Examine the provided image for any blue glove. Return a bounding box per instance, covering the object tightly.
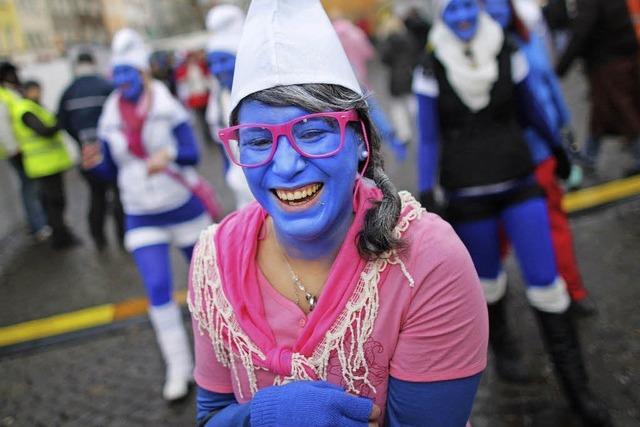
[250,380,374,427]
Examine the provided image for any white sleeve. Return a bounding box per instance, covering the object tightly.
[0,102,19,156]
[151,82,191,129]
[205,96,221,141]
[97,94,119,141]
[511,50,530,84]
[169,97,190,128]
[412,67,439,98]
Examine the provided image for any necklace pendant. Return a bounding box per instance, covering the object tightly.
[306,294,317,311]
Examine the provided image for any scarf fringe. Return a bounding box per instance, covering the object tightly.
[189,191,423,398]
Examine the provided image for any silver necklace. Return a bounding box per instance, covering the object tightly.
[282,255,317,311]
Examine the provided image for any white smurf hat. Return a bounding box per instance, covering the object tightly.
[205,4,245,54]
[111,28,150,71]
[229,0,362,114]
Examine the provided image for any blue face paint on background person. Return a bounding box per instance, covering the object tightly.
[237,100,364,260]
[207,51,236,90]
[442,0,480,41]
[482,0,512,28]
[112,64,144,101]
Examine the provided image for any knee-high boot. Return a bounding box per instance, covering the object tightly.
[488,296,530,382]
[534,309,612,426]
[148,301,193,401]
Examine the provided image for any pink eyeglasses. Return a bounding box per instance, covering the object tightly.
[218,109,368,168]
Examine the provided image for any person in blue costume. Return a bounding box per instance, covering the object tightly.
[189,1,490,426]
[412,0,611,424]
[82,28,211,402]
[204,4,255,210]
[482,0,596,311]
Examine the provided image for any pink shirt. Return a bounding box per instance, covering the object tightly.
[191,211,488,420]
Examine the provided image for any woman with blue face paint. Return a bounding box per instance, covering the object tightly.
[188,1,489,426]
[83,28,212,402]
[413,0,611,424]
[204,4,255,210]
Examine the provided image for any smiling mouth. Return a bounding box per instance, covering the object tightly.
[272,183,323,206]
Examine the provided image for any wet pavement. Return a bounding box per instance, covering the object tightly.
[1,63,640,426]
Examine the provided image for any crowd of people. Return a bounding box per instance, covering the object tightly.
[2,0,639,425]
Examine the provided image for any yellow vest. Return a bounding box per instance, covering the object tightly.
[12,97,72,178]
[0,86,20,159]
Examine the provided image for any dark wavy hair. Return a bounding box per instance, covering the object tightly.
[230,83,405,260]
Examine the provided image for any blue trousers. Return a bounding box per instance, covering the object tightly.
[132,243,194,306]
[9,155,47,233]
[453,197,557,287]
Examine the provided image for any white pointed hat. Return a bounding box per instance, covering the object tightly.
[205,4,245,54]
[229,0,362,114]
[111,28,150,71]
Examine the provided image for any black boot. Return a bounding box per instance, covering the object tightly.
[488,298,530,383]
[534,309,613,426]
[570,296,598,318]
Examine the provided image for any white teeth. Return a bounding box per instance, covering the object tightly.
[275,183,321,202]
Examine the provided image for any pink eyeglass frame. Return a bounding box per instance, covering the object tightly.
[217,109,370,168]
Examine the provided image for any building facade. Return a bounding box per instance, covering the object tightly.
[49,0,109,52]
[2,0,232,58]
[148,0,204,39]
[15,0,55,55]
[0,0,26,56]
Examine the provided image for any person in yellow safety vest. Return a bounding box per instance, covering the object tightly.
[13,80,79,249]
[0,62,50,241]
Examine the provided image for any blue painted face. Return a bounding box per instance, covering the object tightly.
[442,0,480,42]
[112,64,144,101]
[483,0,512,28]
[237,100,364,260]
[207,51,236,90]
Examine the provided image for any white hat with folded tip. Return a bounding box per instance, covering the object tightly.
[205,4,245,54]
[229,0,362,115]
[110,28,150,71]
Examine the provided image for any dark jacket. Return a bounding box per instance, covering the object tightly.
[57,74,112,145]
[404,13,431,52]
[553,0,639,75]
[379,31,420,96]
[425,40,534,190]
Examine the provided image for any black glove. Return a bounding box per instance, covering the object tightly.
[560,127,579,154]
[7,152,22,167]
[551,145,572,180]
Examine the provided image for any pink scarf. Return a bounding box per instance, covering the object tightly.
[214,182,383,377]
[118,91,151,158]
